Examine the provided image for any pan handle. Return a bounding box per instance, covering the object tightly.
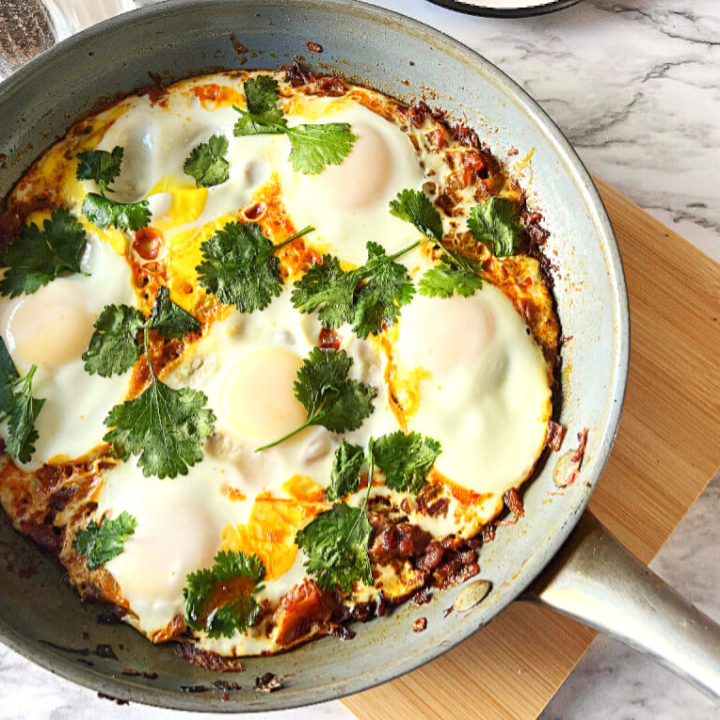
[521,510,720,700]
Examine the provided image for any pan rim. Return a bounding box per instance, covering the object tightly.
[0,0,630,711]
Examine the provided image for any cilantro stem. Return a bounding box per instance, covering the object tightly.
[271,225,315,253]
[254,416,315,452]
[363,437,375,508]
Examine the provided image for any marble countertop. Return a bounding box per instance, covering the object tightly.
[1,0,719,718]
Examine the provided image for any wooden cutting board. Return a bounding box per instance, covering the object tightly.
[342,179,720,720]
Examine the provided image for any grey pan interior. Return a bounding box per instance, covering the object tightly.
[0,0,628,711]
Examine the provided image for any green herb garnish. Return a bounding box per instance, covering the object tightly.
[196,222,313,313]
[184,551,265,638]
[83,287,200,377]
[0,209,87,298]
[256,348,375,452]
[233,75,356,174]
[183,134,230,187]
[390,188,484,298]
[0,338,45,463]
[291,240,417,338]
[296,439,375,592]
[77,145,151,231]
[374,430,441,494]
[326,440,365,501]
[95,288,214,479]
[467,196,524,257]
[74,512,136,570]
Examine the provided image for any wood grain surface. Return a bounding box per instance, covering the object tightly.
[342,180,720,720]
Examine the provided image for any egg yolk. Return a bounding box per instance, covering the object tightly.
[1,285,93,371]
[220,348,307,443]
[396,293,496,378]
[305,122,392,210]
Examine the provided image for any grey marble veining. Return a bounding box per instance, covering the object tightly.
[1,1,719,718]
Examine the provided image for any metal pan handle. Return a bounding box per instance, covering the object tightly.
[522,511,720,700]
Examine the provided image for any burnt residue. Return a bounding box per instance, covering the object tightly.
[213,679,241,693]
[255,672,283,693]
[306,41,323,53]
[97,609,125,625]
[122,668,158,680]
[413,617,427,633]
[230,34,249,54]
[180,685,211,693]
[173,642,244,672]
[330,624,356,641]
[97,692,129,706]
[40,640,118,660]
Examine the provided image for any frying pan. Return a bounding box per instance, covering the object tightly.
[1,0,719,711]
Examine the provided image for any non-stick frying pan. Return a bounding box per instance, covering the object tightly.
[1,0,719,711]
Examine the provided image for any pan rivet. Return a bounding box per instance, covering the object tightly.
[453,579,491,612]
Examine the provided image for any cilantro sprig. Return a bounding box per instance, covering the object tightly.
[291,240,417,338]
[83,286,200,377]
[374,430,442,494]
[183,134,230,187]
[0,209,87,298]
[73,512,136,570]
[256,348,376,452]
[0,338,45,463]
[390,189,484,298]
[196,222,313,313]
[326,440,365,502]
[468,196,524,257]
[77,145,151,232]
[296,439,375,592]
[233,75,356,174]
[90,288,215,479]
[184,550,265,638]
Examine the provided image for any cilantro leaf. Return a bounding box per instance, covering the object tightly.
[390,187,444,242]
[0,209,87,298]
[82,304,145,377]
[291,241,417,338]
[256,348,375,451]
[0,338,45,464]
[184,550,265,638]
[83,288,199,378]
[197,222,312,313]
[374,431,441,494]
[76,146,124,192]
[418,263,484,298]
[233,76,356,174]
[290,254,355,328]
[82,193,151,232]
[468,197,524,257]
[285,123,356,175]
[326,440,365,501]
[73,511,136,570]
[183,134,230,187]
[104,380,215,479]
[77,145,152,232]
[5,366,44,464]
[0,336,19,412]
[100,288,214,478]
[353,242,416,338]
[296,502,373,592]
[196,222,280,313]
[390,188,486,298]
[233,75,286,135]
[150,286,202,340]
